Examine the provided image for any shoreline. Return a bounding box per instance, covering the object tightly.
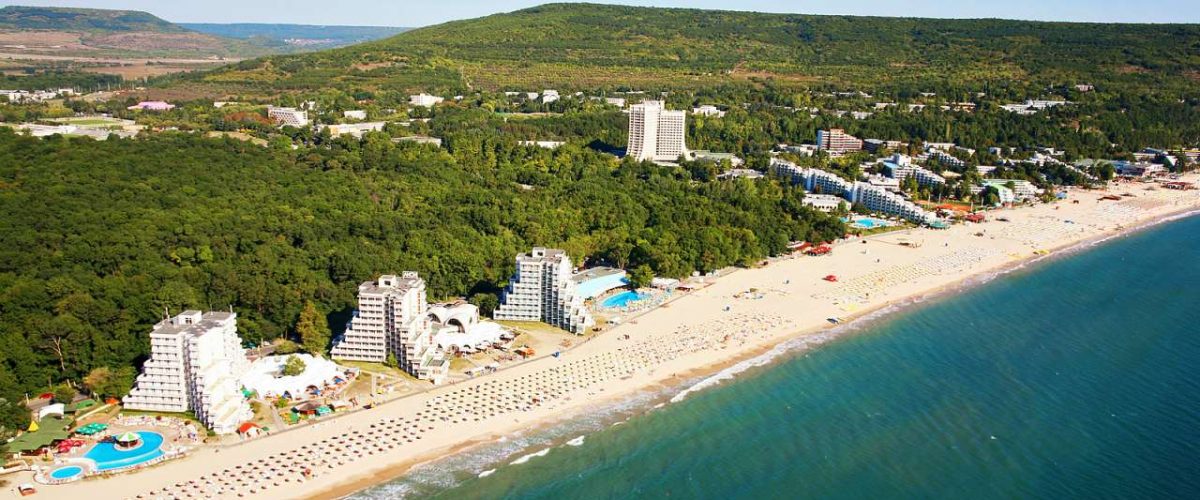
[18,179,1200,500]
[313,199,1200,499]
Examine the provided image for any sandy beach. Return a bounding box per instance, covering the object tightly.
[14,176,1200,500]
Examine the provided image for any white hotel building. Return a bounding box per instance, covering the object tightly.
[848,182,936,224]
[267,106,310,127]
[769,159,853,197]
[770,159,935,224]
[123,310,253,435]
[493,248,594,334]
[409,93,444,107]
[330,273,449,384]
[881,154,946,188]
[627,100,687,163]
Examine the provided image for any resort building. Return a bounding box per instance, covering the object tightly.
[343,110,368,120]
[604,97,627,108]
[1112,161,1167,178]
[123,310,252,435]
[848,182,936,224]
[394,135,443,147]
[867,173,902,192]
[519,140,566,149]
[881,154,946,187]
[127,101,175,111]
[982,179,1045,200]
[816,128,863,153]
[430,302,509,354]
[541,90,560,103]
[571,267,630,301]
[627,100,687,163]
[267,106,310,127]
[330,273,449,384]
[769,159,854,196]
[409,93,444,107]
[1000,99,1070,115]
[692,105,725,117]
[690,150,744,167]
[972,184,1017,206]
[325,122,387,139]
[494,248,595,334]
[802,193,846,212]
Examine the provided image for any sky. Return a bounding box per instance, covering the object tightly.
[4,0,1196,26]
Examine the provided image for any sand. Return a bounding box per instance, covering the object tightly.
[14,177,1200,500]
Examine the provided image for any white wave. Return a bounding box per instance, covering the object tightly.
[477,469,496,478]
[509,447,550,465]
[566,435,585,446]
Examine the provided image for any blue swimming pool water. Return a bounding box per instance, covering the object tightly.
[49,465,83,480]
[842,216,888,229]
[601,291,648,309]
[84,431,165,471]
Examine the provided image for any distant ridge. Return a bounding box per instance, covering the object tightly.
[194,2,1200,93]
[0,5,185,33]
[181,23,408,49]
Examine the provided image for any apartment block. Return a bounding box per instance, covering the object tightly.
[816,128,863,153]
[267,106,310,127]
[627,100,687,163]
[123,310,252,435]
[493,248,594,334]
[330,273,449,384]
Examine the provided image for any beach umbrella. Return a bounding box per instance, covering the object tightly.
[115,431,140,443]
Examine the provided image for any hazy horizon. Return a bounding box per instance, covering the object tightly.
[2,0,1197,28]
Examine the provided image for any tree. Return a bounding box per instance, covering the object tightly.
[385,352,398,368]
[281,355,307,377]
[296,301,331,356]
[627,265,655,289]
[273,339,301,355]
[52,383,77,404]
[84,366,135,399]
[469,293,500,318]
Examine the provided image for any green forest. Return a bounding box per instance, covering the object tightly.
[179,3,1200,95]
[0,127,844,436]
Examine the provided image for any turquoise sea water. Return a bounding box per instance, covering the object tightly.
[353,215,1200,499]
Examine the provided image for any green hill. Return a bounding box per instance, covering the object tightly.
[0,5,185,33]
[196,2,1200,93]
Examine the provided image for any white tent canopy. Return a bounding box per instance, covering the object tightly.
[240,354,350,399]
[38,403,65,420]
[435,321,507,351]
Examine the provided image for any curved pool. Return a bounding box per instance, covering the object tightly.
[84,431,165,471]
[601,290,650,309]
[49,465,84,480]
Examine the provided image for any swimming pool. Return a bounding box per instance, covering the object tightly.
[601,290,650,309]
[48,465,84,480]
[84,431,165,471]
[843,217,890,229]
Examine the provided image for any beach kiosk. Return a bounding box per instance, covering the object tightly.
[113,431,141,450]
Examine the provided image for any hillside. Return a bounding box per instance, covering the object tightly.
[194,3,1200,94]
[0,6,295,59]
[0,5,184,32]
[181,23,408,50]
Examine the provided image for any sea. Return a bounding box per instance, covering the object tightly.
[349,214,1200,499]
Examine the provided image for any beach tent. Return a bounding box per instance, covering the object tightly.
[27,420,39,432]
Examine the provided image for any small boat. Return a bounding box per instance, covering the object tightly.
[823,275,838,282]
[827,317,842,325]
